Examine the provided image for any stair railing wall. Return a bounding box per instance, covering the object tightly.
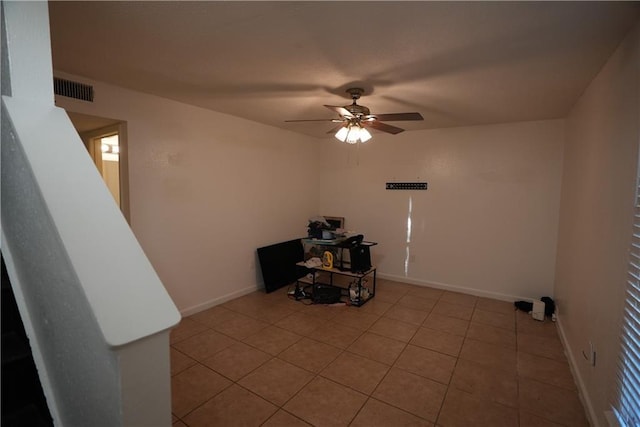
[1,2,181,426]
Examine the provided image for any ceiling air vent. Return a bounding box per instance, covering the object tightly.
[53,77,94,102]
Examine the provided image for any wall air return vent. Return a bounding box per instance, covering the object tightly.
[386,182,428,190]
[53,77,94,102]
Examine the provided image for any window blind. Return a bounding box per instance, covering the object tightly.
[616,176,640,427]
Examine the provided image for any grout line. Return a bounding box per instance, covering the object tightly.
[172,282,584,426]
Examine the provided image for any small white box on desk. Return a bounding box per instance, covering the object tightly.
[532,300,546,321]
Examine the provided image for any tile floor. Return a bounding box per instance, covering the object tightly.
[170,279,589,427]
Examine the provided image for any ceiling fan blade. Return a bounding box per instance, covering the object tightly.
[324,105,354,118]
[285,118,341,122]
[371,112,424,121]
[363,120,405,135]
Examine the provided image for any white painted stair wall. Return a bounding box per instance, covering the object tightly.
[1,2,181,426]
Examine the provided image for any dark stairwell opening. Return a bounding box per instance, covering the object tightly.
[1,254,53,426]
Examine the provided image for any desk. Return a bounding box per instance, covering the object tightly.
[302,238,377,272]
[296,262,376,306]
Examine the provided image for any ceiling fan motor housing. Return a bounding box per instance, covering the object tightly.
[345,104,370,117]
[345,88,370,117]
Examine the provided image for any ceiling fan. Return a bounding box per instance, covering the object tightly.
[285,88,424,143]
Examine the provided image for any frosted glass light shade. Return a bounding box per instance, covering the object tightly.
[346,126,360,144]
[334,123,372,144]
[335,126,349,142]
[359,127,372,142]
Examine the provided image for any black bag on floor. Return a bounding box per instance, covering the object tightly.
[514,301,533,312]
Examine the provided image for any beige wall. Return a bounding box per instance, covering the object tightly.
[317,120,564,301]
[56,69,568,311]
[55,74,320,313]
[555,22,639,426]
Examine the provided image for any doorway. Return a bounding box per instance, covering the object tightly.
[66,112,130,222]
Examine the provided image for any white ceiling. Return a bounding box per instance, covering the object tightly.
[48,1,639,139]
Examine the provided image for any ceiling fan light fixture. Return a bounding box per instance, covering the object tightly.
[335,122,372,144]
[359,127,372,142]
[345,124,361,144]
[335,126,349,142]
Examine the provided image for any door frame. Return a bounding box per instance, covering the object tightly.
[80,122,130,223]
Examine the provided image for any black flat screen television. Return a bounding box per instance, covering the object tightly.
[257,238,309,293]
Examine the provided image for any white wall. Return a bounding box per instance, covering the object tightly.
[555,22,640,426]
[55,75,320,313]
[317,120,564,301]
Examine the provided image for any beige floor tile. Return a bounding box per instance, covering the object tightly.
[422,313,469,336]
[170,288,591,427]
[262,409,312,427]
[431,301,474,321]
[348,332,407,365]
[459,338,517,374]
[309,321,363,349]
[437,388,518,427]
[284,376,368,426]
[170,348,197,376]
[384,305,429,326]
[320,351,390,395]
[394,344,456,385]
[516,311,559,338]
[466,321,516,349]
[274,311,326,336]
[440,291,478,307]
[519,412,566,427]
[476,297,516,315]
[213,313,270,340]
[406,286,444,301]
[170,318,209,345]
[253,303,298,324]
[183,384,277,427]
[372,367,447,422]
[172,330,238,362]
[238,358,314,406]
[410,327,464,357]
[243,325,302,356]
[222,291,272,312]
[374,288,407,304]
[278,337,342,373]
[369,316,419,342]
[356,299,393,316]
[517,332,567,362]
[449,358,518,408]
[518,377,589,426]
[351,398,434,427]
[396,294,438,312]
[302,302,348,320]
[377,280,415,292]
[471,308,516,331]
[171,364,232,418]
[200,341,271,381]
[517,351,576,390]
[332,310,381,331]
[188,305,239,328]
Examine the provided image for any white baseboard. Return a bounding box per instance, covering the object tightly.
[179,284,262,317]
[376,272,534,303]
[555,314,599,427]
